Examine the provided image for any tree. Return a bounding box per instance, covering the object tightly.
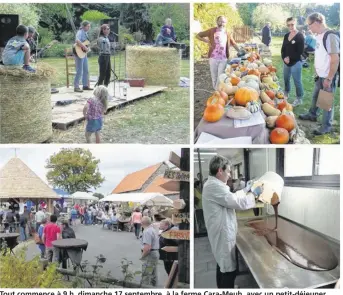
[46,148,105,194]
[237,3,258,27]
[0,3,39,27]
[81,10,110,22]
[305,3,340,28]
[194,3,243,60]
[35,3,73,42]
[93,193,104,200]
[252,4,290,32]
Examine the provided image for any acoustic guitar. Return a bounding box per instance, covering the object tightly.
[73,40,90,59]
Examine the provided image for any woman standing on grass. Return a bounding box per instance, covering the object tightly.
[281,17,305,107]
[97,24,112,87]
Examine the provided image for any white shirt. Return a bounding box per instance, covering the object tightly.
[202,176,256,273]
[315,30,340,78]
[35,210,46,223]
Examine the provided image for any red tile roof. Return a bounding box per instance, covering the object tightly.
[144,175,179,195]
[112,163,162,193]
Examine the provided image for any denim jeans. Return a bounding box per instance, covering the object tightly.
[209,58,227,90]
[74,56,89,88]
[308,76,337,132]
[283,61,304,99]
[20,226,27,241]
[134,223,141,238]
[46,246,59,263]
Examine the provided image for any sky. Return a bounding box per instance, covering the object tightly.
[0,146,182,195]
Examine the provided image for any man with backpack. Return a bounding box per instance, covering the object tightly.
[299,12,340,135]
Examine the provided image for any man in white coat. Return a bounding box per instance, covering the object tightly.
[202,155,263,288]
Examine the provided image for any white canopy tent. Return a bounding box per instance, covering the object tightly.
[99,192,173,207]
[71,191,99,201]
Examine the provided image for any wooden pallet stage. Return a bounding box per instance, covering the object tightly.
[51,82,167,130]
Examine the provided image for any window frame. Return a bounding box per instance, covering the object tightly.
[276,148,339,189]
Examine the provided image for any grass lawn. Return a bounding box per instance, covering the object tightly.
[268,37,340,144]
[40,54,190,144]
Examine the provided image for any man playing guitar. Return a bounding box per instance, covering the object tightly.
[74,20,93,93]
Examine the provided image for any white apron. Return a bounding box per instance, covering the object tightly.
[202,176,255,273]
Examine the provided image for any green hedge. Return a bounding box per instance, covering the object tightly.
[43,44,73,58]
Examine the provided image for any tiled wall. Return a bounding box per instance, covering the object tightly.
[270,186,340,241]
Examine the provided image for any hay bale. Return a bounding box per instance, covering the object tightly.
[0,63,56,143]
[126,46,180,86]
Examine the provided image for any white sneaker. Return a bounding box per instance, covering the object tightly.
[292,99,303,107]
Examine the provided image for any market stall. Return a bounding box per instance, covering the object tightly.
[100,192,174,225]
[100,192,174,207]
[70,191,99,204]
[0,157,60,214]
[195,46,309,144]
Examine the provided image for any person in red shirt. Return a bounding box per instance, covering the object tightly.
[79,205,85,224]
[42,214,61,262]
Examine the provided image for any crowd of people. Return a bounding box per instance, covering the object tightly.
[197,12,340,136]
[0,199,180,286]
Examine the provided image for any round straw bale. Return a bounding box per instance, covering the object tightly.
[0,63,56,143]
[126,46,180,86]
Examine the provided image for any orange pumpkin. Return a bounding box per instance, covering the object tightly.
[231,76,241,86]
[207,95,226,107]
[203,104,224,122]
[219,91,229,103]
[240,66,248,72]
[270,128,289,144]
[277,100,293,112]
[248,69,260,77]
[275,114,295,132]
[234,87,259,106]
[265,90,275,99]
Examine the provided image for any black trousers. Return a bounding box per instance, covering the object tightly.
[253,208,260,216]
[216,265,237,288]
[98,55,111,86]
[164,260,174,275]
